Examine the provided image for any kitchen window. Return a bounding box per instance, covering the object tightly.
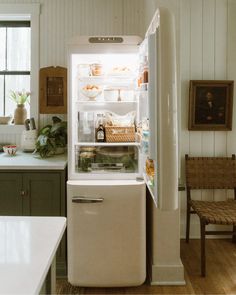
[0,21,31,117]
[0,3,40,132]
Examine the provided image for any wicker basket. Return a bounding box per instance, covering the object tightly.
[105,126,135,142]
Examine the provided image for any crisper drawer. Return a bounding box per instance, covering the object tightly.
[67,180,146,287]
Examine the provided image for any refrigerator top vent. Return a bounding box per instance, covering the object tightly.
[89,37,123,44]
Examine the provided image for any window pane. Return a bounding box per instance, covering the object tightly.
[0,28,6,70]
[7,27,31,71]
[0,76,3,116]
[5,75,30,117]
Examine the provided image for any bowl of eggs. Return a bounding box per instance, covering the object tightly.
[3,145,17,156]
[81,84,102,100]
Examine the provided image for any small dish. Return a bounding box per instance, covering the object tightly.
[3,145,17,156]
[0,116,12,125]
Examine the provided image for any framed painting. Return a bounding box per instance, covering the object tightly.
[188,80,234,131]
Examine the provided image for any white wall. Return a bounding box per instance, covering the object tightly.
[179,0,236,238]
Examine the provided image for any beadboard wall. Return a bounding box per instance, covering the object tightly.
[179,0,236,237]
[0,0,236,238]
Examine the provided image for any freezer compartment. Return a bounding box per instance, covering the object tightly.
[67,180,146,287]
[75,145,138,173]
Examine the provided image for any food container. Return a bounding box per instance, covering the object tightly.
[120,90,134,101]
[77,64,91,77]
[79,152,95,172]
[103,88,118,101]
[90,63,103,76]
[80,147,96,153]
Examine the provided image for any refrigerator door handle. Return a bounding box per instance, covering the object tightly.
[72,196,104,203]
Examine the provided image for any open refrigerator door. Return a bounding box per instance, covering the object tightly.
[137,10,159,207]
[138,8,178,210]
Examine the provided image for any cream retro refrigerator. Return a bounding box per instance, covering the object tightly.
[67,8,178,287]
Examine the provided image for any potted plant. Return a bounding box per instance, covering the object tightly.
[10,89,30,124]
[35,116,67,158]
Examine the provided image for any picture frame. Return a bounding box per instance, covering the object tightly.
[39,66,67,114]
[188,80,234,131]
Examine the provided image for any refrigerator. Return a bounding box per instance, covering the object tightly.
[67,7,178,287]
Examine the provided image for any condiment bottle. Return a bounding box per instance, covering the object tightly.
[96,122,105,142]
[142,56,149,83]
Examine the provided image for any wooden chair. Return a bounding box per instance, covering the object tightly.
[185,154,236,276]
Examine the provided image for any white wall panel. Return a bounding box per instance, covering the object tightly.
[179,0,235,237]
[123,0,145,37]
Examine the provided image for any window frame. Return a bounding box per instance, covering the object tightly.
[0,4,40,133]
[0,20,31,116]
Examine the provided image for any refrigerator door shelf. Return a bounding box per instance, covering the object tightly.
[67,180,146,287]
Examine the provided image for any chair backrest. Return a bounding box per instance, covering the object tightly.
[185,154,236,190]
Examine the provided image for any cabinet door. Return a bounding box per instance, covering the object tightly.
[23,173,61,216]
[0,173,22,215]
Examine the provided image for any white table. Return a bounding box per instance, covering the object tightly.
[0,216,66,294]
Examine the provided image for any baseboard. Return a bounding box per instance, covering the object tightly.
[150,263,185,286]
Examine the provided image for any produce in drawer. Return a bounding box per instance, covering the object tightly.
[81,84,102,100]
[95,146,137,172]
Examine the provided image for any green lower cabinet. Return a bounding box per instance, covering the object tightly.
[22,173,61,216]
[0,173,22,215]
[0,170,67,277]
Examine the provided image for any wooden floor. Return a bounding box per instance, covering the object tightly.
[57,239,236,294]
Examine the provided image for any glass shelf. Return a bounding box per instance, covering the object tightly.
[75,142,140,147]
[78,75,136,82]
[75,100,137,105]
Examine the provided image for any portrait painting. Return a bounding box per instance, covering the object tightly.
[188,80,234,131]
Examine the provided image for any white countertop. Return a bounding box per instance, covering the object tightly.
[0,151,67,170]
[0,216,66,295]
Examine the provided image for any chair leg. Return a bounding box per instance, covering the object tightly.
[186,202,191,243]
[233,225,236,243]
[200,220,206,277]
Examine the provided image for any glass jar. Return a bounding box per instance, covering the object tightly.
[79,152,95,172]
[90,63,103,76]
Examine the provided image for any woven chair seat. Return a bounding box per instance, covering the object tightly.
[190,200,236,225]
